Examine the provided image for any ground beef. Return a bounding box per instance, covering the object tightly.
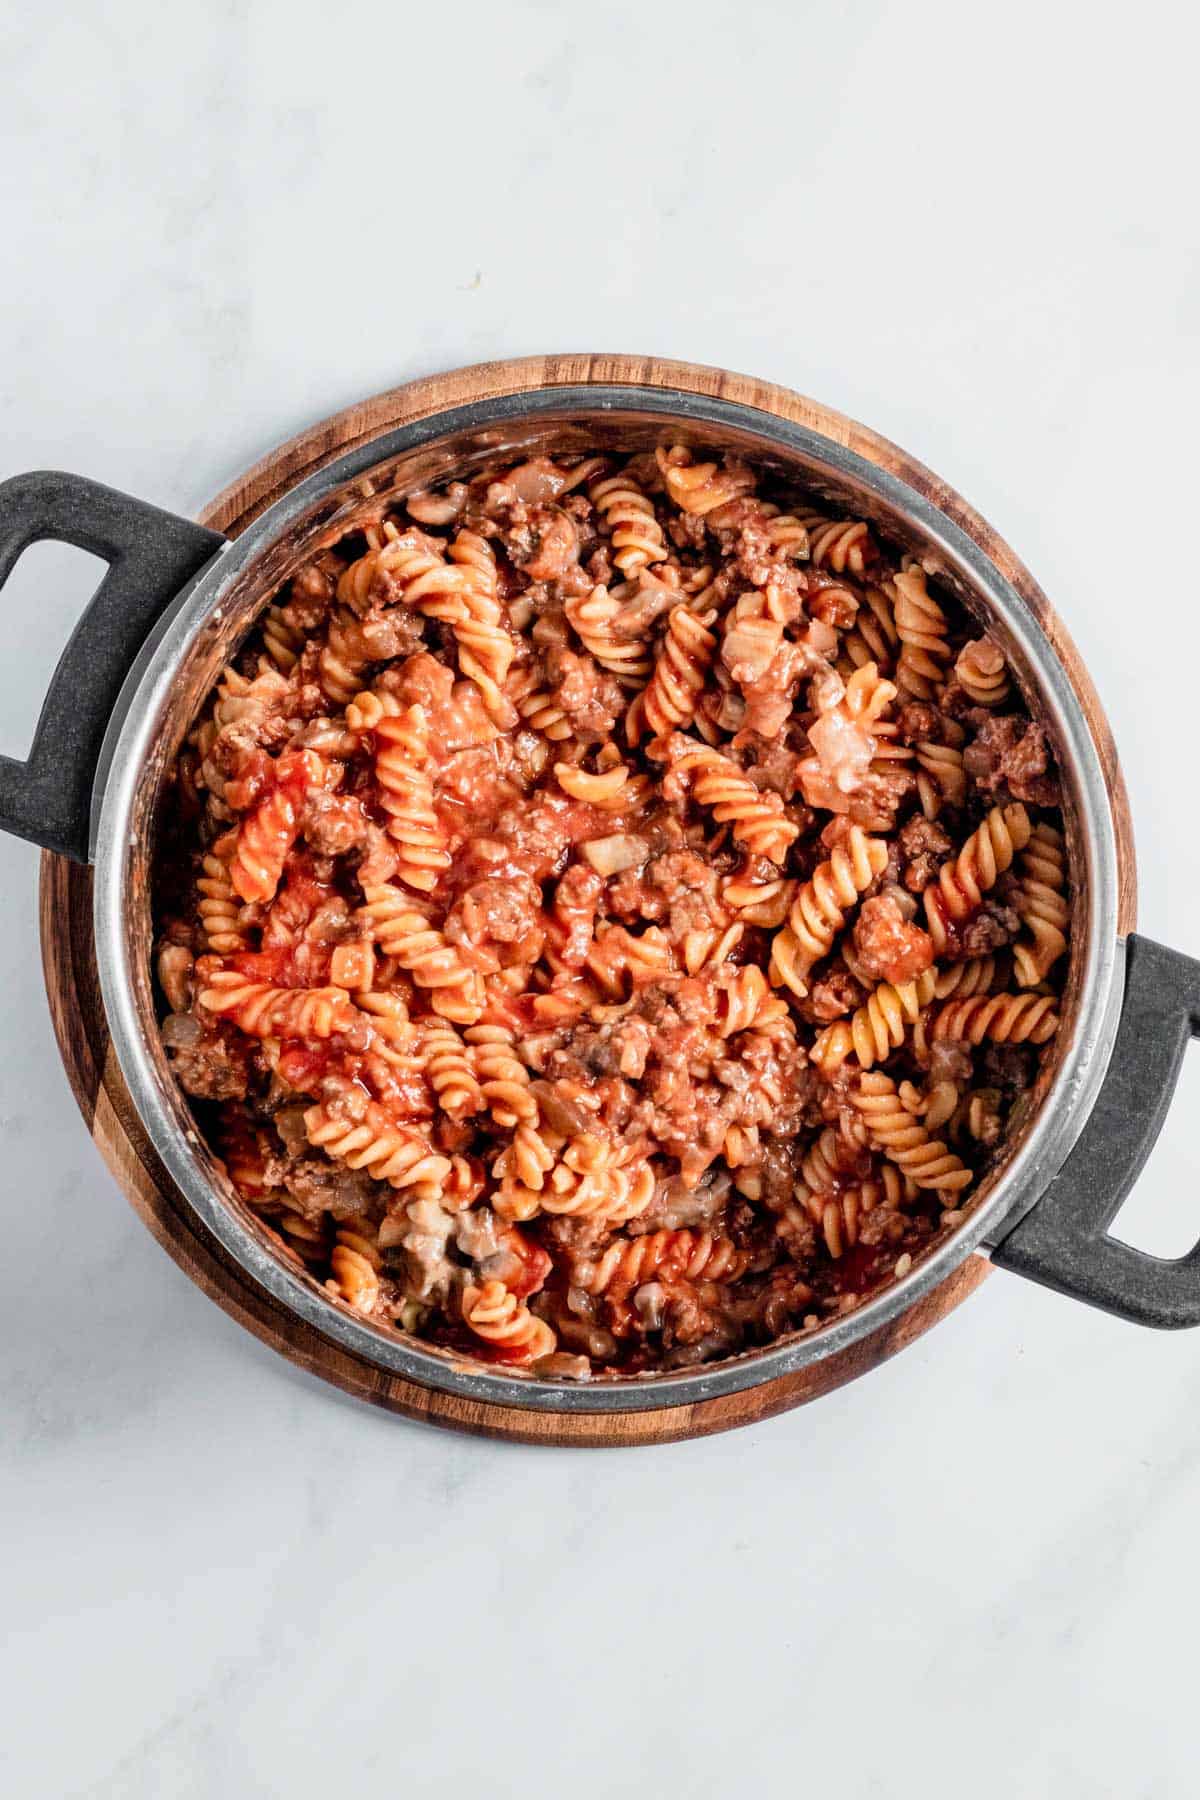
[806,967,866,1021]
[443,876,545,965]
[738,730,809,802]
[459,794,581,886]
[510,506,580,581]
[286,553,341,628]
[163,1018,250,1101]
[896,702,942,745]
[355,824,399,888]
[978,1042,1039,1097]
[302,788,369,856]
[963,714,1059,806]
[544,646,624,737]
[899,814,954,893]
[959,898,1020,957]
[851,894,934,984]
[282,1157,380,1221]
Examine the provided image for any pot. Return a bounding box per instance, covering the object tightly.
[6,356,1199,1437]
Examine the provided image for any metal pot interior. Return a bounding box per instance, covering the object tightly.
[95,386,1122,1413]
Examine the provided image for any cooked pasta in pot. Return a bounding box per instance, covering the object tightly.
[153,445,1071,1378]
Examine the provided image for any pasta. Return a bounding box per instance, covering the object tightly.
[955,636,1011,707]
[669,740,800,865]
[564,583,654,686]
[893,564,952,699]
[198,967,358,1039]
[155,441,1073,1378]
[921,992,1061,1047]
[839,583,899,675]
[915,739,966,818]
[588,471,668,574]
[630,604,718,741]
[933,953,1010,999]
[923,803,1032,952]
[358,888,485,1023]
[305,1101,452,1197]
[260,602,305,673]
[196,837,249,953]
[466,1024,538,1127]
[446,529,514,708]
[1013,823,1069,987]
[810,969,937,1073]
[852,1072,973,1193]
[327,1228,383,1315]
[462,1280,556,1363]
[788,1165,910,1261]
[769,826,889,997]
[579,1229,750,1300]
[807,517,876,576]
[228,752,319,904]
[420,1019,483,1119]
[657,445,756,517]
[319,607,374,705]
[372,704,452,893]
[508,669,572,742]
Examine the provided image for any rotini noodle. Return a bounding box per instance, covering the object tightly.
[419,1018,483,1118]
[923,803,1031,952]
[770,826,889,996]
[670,741,799,865]
[955,636,1011,707]
[893,564,952,700]
[198,968,358,1039]
[564,582,654,685]
[915,740,967,817]
[305,1101,451,1197]
[631,604,718,742]
[1013,823,1069,987]
[466,1024,537,1127]
[358,887,485,1023]
[461,1280,556,1365]
[373,704,452,892]
[657,445,756,517]
[810,968,937,1072]
[588,471,668,575]
[924,991,1060,1046]
[852,1071,973,1193]
[581,1229,750,1299]
[197,836,249,953]
[807,517,875,576]
[326,1228,383,1316]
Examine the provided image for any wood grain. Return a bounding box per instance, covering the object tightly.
[38,355,1137,1446]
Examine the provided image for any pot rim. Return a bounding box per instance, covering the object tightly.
[93,382,1123,1415]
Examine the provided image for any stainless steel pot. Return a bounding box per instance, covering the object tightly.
[6,380,1200,1419]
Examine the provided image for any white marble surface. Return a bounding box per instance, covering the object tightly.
[3,2,1200,1793]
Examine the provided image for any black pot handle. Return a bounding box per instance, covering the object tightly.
[0,470,226,863]
[992,933,1200,1326]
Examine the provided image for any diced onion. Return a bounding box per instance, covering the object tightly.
[580,833,648,875]
[161,1012,202,1049]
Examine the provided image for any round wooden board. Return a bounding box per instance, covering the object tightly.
[38,355,1137,1447]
